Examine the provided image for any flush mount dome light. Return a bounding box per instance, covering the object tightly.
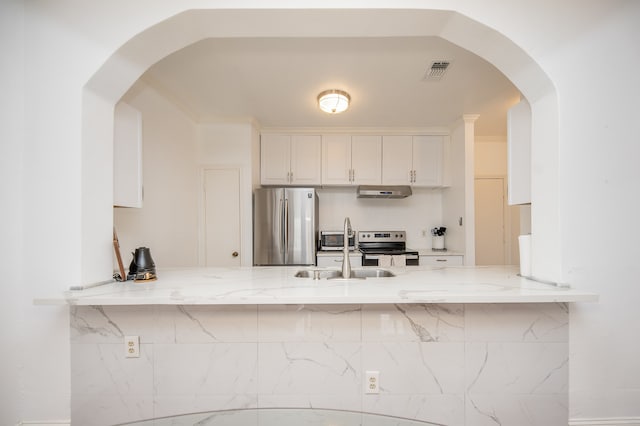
[317,89,351,114]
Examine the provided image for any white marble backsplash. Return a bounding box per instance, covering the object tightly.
[70,303,569,425]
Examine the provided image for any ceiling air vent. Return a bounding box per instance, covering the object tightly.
[423,61,451,81]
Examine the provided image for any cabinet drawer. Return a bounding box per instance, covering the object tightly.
[316,254,362,268]
[420,255,463,266]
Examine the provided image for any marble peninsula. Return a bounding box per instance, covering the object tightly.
[43,266,597,426]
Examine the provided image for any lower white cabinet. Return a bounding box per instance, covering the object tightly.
[419,254,464,266]
[316,253,362,268]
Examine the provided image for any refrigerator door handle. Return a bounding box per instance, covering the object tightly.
[284,198,289,256]
[279,197,285,255]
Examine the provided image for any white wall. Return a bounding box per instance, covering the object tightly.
[442,121,466,256]
[0,1,25,424]
[197,122,258,267]
[7,2,640,424]
[318,188,444,250]
[114,82,199,268]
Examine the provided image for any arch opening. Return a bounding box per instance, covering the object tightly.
[81,8,560,283]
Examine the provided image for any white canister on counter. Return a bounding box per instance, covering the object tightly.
[518,234,532,277]
[432,235,445,250]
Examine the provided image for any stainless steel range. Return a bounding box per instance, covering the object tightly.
[358,231,419,266]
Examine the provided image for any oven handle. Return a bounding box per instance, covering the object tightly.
[364,254,419,260]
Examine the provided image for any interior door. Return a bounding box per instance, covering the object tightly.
[474,177,506,265]
[203,168,241,267]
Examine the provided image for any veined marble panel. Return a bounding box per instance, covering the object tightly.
[258,342,361,396]
[257,394,362,412]
[466,394,568,426]
[153,394,257,419]
[70,305,156,343]
[362,304,464,342]
[465,342,568,394]
[465,303,568,342]
[71,343,153,396]
[71,395,154,426]
[153,305,258,343]
[69,303,570,426]
[362,342,465,394]
[362,394,465,426]
[258,304,361,342]
[154,343,258,396]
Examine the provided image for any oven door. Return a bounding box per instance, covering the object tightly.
[362,252,419,266]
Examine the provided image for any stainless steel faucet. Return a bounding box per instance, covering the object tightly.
[342,217,352,279]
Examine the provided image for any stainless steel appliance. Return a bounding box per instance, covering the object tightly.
[253,187,318,266]
[358,231,419,266]
[319,230,356,251]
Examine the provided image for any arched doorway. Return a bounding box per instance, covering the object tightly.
[80,8,559,281]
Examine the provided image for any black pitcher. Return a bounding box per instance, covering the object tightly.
[127,247,157,281]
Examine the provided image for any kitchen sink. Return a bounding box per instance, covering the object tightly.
[294,269,395,280]
[294,270,343,279]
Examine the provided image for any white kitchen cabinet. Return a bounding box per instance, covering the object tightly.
[507,99,531,205]
[419,254,464,266]
[382,135,443,187]
[113,102,143,208]
[316,252,362,268]
[321,135,381,185]
[261,134,321,185]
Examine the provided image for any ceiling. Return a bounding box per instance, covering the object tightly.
[142,36,521,136]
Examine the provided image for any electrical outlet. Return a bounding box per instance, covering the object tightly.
[125,335,140,358]
[365,370,379,394]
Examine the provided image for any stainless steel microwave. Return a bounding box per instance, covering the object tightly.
[319,230,356,251]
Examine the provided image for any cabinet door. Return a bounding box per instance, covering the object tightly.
[261,134,291,185]
[351,135,382,185]
[412,135,442,187]
[382,135,413,185]
[321,134,352,185]
[290,135,321,185]
[113,102,143,208]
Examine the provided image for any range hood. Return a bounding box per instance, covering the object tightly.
[356,185,412,199]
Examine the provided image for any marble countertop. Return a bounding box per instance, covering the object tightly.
[36,265,597,306]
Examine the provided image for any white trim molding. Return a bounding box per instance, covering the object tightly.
[569,418,640,426]
[18,422,70,426]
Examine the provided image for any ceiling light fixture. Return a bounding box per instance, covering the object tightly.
[317,89,351,114]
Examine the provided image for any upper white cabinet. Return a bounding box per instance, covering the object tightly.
[382,135,443,187]
[507,99,531,205]
[261,134,321,186]
[321,135,381,186]
[113,102,143,208]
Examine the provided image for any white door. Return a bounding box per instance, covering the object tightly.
[475,177,506,265]
[203,168,241,267]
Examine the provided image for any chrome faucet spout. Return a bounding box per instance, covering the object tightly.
[342,217,352,279]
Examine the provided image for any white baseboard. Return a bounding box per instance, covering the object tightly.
[569,418,640,426]
[18,422,70,426]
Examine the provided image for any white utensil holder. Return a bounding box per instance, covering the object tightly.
[432,235,445,250]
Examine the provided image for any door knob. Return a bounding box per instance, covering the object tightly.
[232,251,239,257]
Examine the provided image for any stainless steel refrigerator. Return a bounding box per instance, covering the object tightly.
[253,187,318,266]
